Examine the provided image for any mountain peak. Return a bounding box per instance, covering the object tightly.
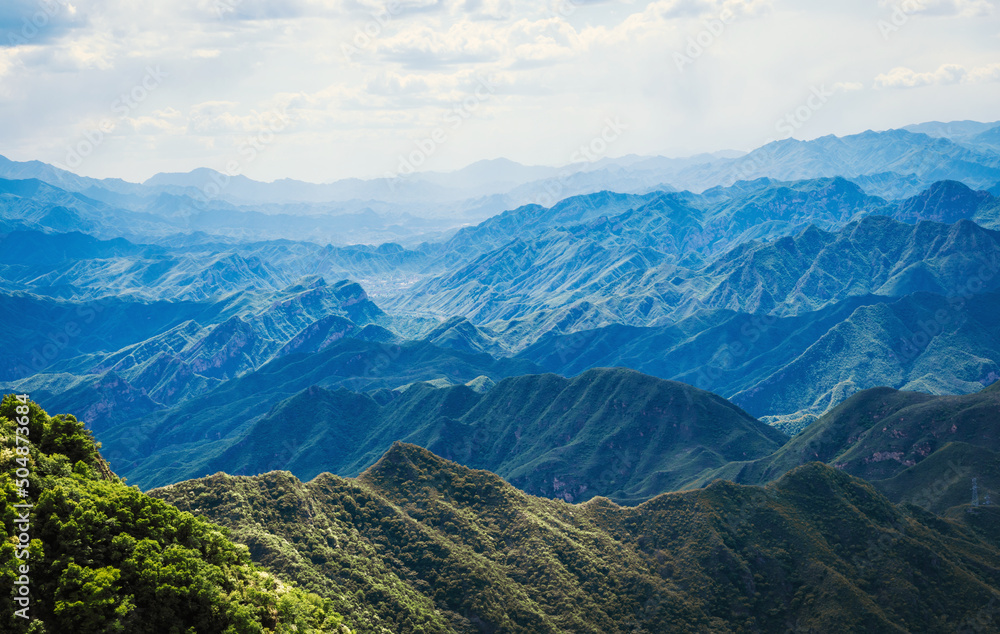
[359,441,456,487]
[895,179,994,224]
[142,167,262,190]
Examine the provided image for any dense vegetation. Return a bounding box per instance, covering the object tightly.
[0,396,349,633]
[112,367,787,497]
[153,441,1000,634]
[704,381,1000,517]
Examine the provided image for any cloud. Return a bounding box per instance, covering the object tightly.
[365,71,432,96]
[878,0,994,18]
[14,31,116,71]
[463,0,514,20]
[375,21,507,67]
[193,0,321,21]
[123,107,187,135]
[967,64,1000,82]
[371,0,773,70]
[874,63,1000,88]
[718,0,772,17]
[832,81,864,92]
[0,48,17,83]
[187,101,290,135]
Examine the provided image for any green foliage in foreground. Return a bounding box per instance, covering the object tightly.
[153,442,1000,634]
[0,395,349,634]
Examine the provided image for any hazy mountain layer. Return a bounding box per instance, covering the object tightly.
[0,229,431,301]
[392,182,1000,349]
[522,289,1000,424]
[670,128,1000,194]
[5,125,1000,247]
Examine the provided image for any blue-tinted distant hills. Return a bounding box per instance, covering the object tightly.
[4,123,1000,247]
[667,128,1000,197]
[5,120,1000,505]
[390,179,1000,340]
[902,119,1000,143]
[6,172,1000,428]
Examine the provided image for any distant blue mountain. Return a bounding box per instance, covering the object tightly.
[4,122,1000,247]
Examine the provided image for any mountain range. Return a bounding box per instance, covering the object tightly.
[4,171,1000,464]
[7,396,1000,633]
[4,122,1000,247]
[5,120,1000,632]
[152,440,1000,633]
[101,367,787,497]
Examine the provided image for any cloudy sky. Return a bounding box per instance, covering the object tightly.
[0,0,997,183]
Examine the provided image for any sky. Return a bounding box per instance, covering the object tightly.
[0,0,997,183]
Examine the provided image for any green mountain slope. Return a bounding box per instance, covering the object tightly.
[98,338,541,489]
[118,367,786,499]
[0,396,350,633]
[151,441,1000,634]
[704,382,1000,514]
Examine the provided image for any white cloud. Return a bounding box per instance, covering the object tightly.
[832,81,864,92]
[375,21,507,67]
[718,0,773,17]
[0,0,997,182]
[464,0,514,20]
[878,0,995,18]
[966,63,1000,82]
[0,48,17,78]
[874,63,1000,88]
[125,107,187,135]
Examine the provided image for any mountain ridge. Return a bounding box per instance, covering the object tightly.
[150,438,1000,633]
